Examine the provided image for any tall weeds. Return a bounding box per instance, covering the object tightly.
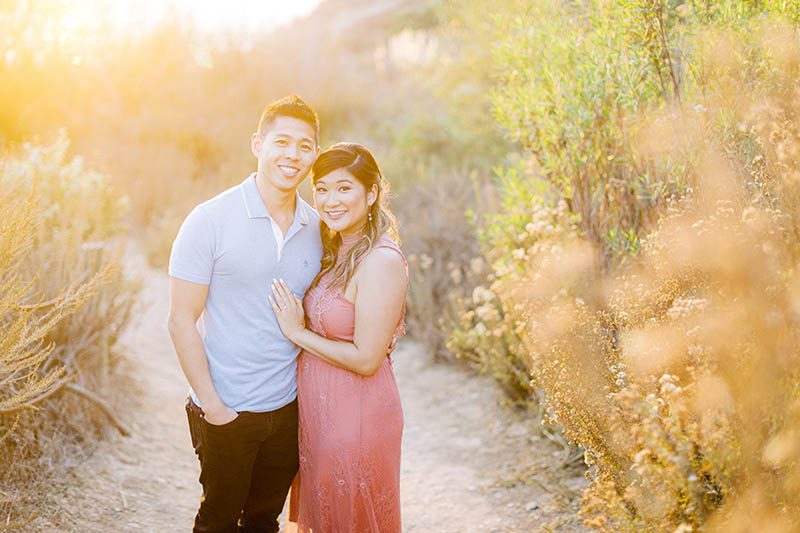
[0,135,137,527]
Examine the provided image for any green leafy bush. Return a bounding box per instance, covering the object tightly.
[446,0,800,529]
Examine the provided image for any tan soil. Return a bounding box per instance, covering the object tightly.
[29,254,588,532]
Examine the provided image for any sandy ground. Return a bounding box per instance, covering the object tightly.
[29,255,588,532]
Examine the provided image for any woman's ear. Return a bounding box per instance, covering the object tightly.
[368,184,378,207]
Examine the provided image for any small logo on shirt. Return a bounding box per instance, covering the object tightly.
[303,259,310,268]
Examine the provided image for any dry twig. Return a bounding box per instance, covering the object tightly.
[64,383,131,437]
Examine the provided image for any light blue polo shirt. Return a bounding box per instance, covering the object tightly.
[169,173,322,412]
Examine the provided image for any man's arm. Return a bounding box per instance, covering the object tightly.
[167,277,237,425]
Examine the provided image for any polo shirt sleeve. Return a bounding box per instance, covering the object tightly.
[169,205,215,285]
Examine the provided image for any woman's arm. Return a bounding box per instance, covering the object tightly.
[270,248,407,376]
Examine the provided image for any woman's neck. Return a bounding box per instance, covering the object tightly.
[340,232,363,247]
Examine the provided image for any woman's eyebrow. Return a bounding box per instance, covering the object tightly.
[317,176,354,186]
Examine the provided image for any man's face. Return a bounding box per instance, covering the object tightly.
[252,115,318,194]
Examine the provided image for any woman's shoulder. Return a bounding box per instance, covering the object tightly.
[359,234,407,282]
[362,246,405,272]
[373,232,404,255]
[369,233,405,264]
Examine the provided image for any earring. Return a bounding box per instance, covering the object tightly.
[368,211,373,222]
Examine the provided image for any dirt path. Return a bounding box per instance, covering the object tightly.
[31,256,587,532]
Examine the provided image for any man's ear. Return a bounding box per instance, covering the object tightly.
[251,132,261,158]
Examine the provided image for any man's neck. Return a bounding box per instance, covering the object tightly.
[254,172,297,220]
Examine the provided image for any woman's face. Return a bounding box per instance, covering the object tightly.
[314,168,376,238]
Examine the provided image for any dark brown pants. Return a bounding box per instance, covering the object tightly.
[185,397,299,533]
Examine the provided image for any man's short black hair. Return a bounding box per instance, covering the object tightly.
[257,94,319,142]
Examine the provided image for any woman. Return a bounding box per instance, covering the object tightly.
[269,142,407,532]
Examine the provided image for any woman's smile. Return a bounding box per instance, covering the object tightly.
[325,209,347,220]
[315,168,374,237]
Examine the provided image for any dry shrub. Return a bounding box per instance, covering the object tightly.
[0,135,138,527]
[508,25,800,531]
[515,185,799,530]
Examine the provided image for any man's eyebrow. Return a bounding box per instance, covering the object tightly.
[273,131,313,141]
[272,133,314,143]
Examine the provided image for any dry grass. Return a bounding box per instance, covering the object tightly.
[0,136,138,529]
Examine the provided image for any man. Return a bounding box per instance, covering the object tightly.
[167,94,322,533]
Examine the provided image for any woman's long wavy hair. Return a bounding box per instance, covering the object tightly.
[311,142,399,289]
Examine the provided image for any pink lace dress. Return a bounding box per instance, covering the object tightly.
[288,233,407,533]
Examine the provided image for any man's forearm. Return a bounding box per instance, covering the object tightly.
[168,318,225,412]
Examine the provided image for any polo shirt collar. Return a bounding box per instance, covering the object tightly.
[241,173,309,225]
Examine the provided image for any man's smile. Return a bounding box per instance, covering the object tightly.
[278,164,300,177]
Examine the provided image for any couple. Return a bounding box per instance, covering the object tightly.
[167,95,407,533]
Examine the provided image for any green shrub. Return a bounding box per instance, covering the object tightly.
[446,0,800,529]
[445,163,575,402]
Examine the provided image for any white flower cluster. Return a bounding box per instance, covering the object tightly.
[658,373,681,395]
[472,285,495,305]
[666,297,707,320]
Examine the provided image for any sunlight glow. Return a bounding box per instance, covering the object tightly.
[9,0,324,61]
[106,0,323,34]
